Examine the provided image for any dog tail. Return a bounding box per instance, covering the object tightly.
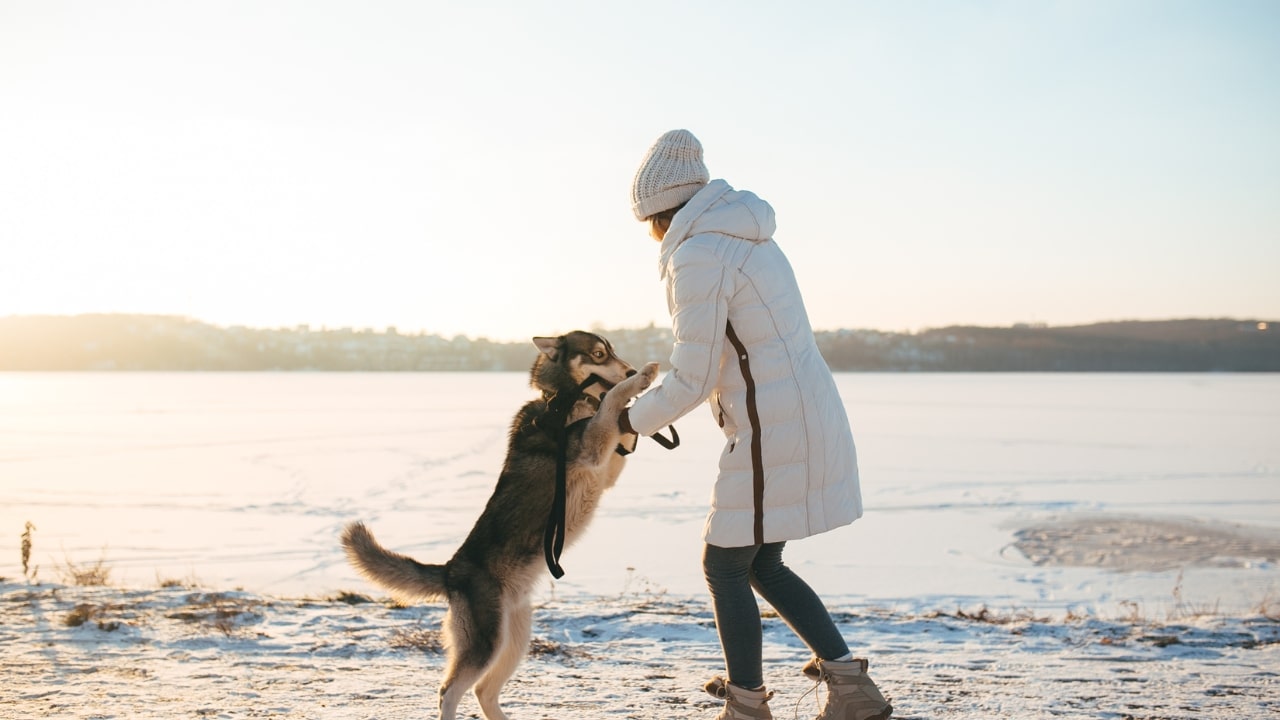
[341,521,448,602]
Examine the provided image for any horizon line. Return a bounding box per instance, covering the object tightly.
[1,311,1274,341]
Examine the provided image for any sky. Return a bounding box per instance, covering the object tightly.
[1,0,1277,341]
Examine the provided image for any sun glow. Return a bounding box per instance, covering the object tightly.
[1,2,1277,336]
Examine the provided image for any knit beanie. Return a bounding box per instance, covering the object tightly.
[630,129,709,221]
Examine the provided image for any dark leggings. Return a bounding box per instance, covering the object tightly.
[703,541,850,689]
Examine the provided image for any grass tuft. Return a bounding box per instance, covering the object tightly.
[331,590,374,605]
[1253,589,1280,621]
[65,603,122,631]
[166,592,263,636]
[157,572,202,589]
[937,605,1051,625]
[56,549,112,587]
[388,624,444,652]
[1167,570,1221,620]
[619,566,670,608]
[527,637,582,658]
[384,623,587,660]
[20,521,38,582]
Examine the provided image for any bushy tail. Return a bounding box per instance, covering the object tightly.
[341,521,447,602]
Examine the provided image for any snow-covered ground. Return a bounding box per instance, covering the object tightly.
[2,372,1278,717]
[3,581,1277,719]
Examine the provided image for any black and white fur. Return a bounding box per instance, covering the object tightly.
[342,331,657,720]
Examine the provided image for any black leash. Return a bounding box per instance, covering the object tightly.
[615,423,679,455]
[650,425,680,449]
[542,375,679,579]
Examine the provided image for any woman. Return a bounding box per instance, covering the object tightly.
[619,130,893,720]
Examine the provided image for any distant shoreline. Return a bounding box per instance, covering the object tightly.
[2,314,1277,372]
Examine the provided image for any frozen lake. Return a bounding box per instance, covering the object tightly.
[2,372,1277,617]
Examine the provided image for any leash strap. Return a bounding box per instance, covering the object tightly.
[544,419,570,579]
[650,425,680,449]
[617,425,678,455]
[542,373,610,579]
[542,372,680,578]
[542,375,602,579]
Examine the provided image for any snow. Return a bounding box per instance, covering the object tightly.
[1,372,1278,718]
[3,583,1277,718]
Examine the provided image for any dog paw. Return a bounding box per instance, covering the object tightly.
[636,362,659,390]
[614,362,659,399]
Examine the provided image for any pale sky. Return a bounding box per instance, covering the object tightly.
[2,0,1277,341]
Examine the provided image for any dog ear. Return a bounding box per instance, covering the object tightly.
[532,336,562,360]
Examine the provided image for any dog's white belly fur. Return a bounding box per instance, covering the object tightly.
[563,459,623,544]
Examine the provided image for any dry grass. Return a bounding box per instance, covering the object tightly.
[932,605,1051,625]
[56,549,112,587]
[330,590,374,605]
[62,597,140,630]
[1253,589,1280,621]
[64,602,124,631]
[21,521,37,582]
[1167,570,1222,620]
[166,592,263,636]
[157,572,202,589]
[527,637,587,659]
[62,590,263,636]
[620,567,669,605]
[1118,599,1146,624]
[388,623,444,652]
[384,623,587,660]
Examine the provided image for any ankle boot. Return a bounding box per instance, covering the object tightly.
[704,676,774,720]
[802,657,892,720]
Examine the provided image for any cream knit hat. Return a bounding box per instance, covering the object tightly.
[630,129,709,221]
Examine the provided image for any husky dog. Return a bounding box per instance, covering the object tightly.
[342,331,658,720]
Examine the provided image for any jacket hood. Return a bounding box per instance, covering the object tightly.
[658,179,777,279]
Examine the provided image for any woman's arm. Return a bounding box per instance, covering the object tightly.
[625,243,731,435]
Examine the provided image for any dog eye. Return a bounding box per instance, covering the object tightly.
[592,350,606,361]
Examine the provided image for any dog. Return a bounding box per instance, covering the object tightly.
[341,331,658,720]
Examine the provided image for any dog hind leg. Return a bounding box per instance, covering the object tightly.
[473,594,532,720]
[438,591,502,720]
[438,663,481,720]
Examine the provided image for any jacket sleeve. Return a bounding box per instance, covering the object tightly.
[626,242,731,436]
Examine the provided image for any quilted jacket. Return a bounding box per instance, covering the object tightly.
[627,179,862,547]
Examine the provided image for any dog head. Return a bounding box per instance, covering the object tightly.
[530,331,635,398]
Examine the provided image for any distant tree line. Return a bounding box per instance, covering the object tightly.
[814,320,1278,371]
[0,314,1276,372]
[0,315,674,372]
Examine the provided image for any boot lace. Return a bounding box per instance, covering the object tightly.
[794,662,826,720]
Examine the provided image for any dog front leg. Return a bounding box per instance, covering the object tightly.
[611,362,658,406]
[579,362,658,466]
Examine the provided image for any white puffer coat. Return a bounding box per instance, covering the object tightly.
[627,179,862,547]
